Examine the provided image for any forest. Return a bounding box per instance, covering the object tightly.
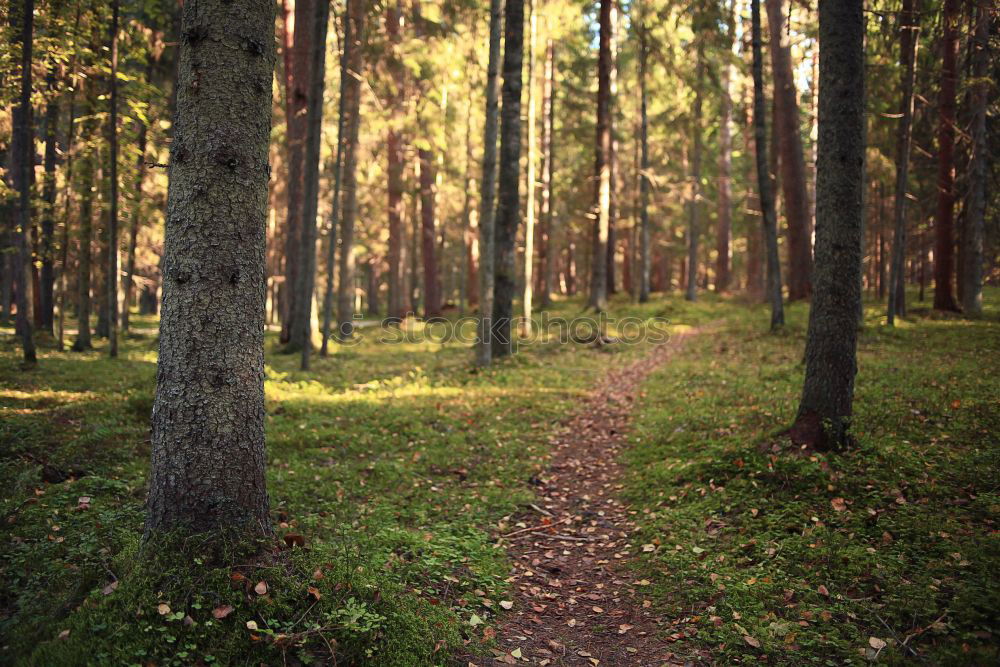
[0,0,998,663]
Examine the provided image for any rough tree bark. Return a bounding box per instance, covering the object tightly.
[476,0,502,366]
[11,0,37,364]
[491,0,525,358]
[685,46,704,302]
[791,0,864,450]
[107,0,120,358]
[961,2,988,317]
[765,0,812,300]
[145,0,276,537]
[588,0,612,311]
[887,0,920,325]
[752,0,784,329]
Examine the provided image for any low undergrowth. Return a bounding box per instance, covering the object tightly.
[626,290,1000,664]
[0,296,725,665]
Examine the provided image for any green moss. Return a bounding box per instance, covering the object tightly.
[624,289,1000,664]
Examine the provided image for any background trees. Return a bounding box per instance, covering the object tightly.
[0,0,996,367]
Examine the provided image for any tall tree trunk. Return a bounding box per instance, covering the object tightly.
[716,3,735,293]
[491,0,525,358]
[605,1,619,295]
[40,69,59,335]
[961,2,988,317]
[321,2,350,354]
[685,46,704,302]
[11,0,36,364]
[280,0,315,344]
[419,147,441,317]
[335,0,364,338]
[476,0,502,366]
[386,2,407,321]
[638,10,651,303]
[887,0,920,325]
[461,84,478,312]
[293,0,331,369]
[791,0,864,450]
[145,0,276,537]
[752,0,784,329]
[539,39,555,308]
[123,58,156,333]
[107,0,120,358]
[72,87,97,352]
[57,76,79,351]
[522,0,537,331]
[932,0,960,311]
[765,0,812,300]
[588,0,612,311]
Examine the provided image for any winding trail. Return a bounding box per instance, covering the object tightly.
[478,325,716,666]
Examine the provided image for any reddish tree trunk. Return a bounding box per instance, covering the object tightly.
[766,0,812,300]
[933,0,960,311]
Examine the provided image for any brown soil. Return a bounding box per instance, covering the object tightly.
[468,327,714,666]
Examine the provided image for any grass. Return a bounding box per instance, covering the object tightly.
[1,289,996,664]
[625,289,1000,664]
[0,297,723,665]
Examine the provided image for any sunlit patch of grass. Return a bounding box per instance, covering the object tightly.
[0,294,726,663]
[625,288,1000,664]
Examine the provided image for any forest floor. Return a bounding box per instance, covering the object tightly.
[1,290,998,665]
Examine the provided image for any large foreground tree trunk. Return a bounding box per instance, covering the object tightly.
[752,0,784,329]
[887,0,920,325]
[791,0,864,450]
[145,0,276,537]
[491,0,525,358]
[588,0,612,311]
[11,0,37,365]
[765,0,812,301]
[932,0,960,312]
[476,0,502,366]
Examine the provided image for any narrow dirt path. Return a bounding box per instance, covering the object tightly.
[478,326,715,667]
